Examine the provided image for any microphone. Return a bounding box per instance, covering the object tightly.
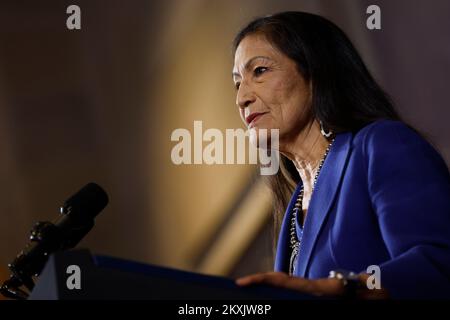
[0,182,108,299]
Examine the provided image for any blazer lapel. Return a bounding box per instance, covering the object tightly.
[296,132,353,277]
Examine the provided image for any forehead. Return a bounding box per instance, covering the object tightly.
[233,34,281,70]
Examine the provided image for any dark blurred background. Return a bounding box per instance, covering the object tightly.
[0,0,449,283]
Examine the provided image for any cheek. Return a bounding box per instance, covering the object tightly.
[268,80,310,132]
[264,81,298,121]
[267,73,300,104]
[256,80,285,120]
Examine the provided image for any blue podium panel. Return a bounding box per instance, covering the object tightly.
[29,249,314,300]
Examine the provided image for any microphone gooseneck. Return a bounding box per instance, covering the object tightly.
[0,182,108,300]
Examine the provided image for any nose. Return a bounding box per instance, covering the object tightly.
[236,82,256,109]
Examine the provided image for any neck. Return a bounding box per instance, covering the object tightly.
[281,120,330,176]
[280,120,331,207]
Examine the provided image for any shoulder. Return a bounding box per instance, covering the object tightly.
[354,119,421,147]
[352,120,438,158]
[351,119,449,180]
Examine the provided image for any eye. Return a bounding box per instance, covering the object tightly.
[254,66,268,77]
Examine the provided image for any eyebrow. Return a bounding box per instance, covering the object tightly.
[232,56,272,79]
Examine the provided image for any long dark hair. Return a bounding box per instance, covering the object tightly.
[232,11,402,244]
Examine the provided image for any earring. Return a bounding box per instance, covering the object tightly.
[320,120,333,138]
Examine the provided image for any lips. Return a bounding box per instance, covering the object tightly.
[245,112,268,126]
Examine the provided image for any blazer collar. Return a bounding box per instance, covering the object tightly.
[274,131,353,277]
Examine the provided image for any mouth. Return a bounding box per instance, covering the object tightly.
[245,112,268,127]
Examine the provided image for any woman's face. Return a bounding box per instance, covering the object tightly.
[233,33,312,148]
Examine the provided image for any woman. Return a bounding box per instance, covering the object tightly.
[232,11,450,299]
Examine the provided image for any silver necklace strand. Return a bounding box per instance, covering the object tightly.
[288,138,335,276]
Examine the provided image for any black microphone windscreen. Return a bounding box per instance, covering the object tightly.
[62,182,109,220]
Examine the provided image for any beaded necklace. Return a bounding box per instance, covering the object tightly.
[288,138,335,276]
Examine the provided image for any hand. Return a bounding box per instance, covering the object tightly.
[236,272,345,297]
[236,272,388,299]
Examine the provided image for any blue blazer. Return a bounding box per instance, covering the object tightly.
[274,120,450,299]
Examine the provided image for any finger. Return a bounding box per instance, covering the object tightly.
[311,278,345,296]
[263,275,312,292]
[237,272,311,292]
[237,273,343,297]
[258,277,343,296]
[236,272,287,286]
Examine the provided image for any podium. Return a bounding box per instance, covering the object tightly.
[29,249,313,300]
